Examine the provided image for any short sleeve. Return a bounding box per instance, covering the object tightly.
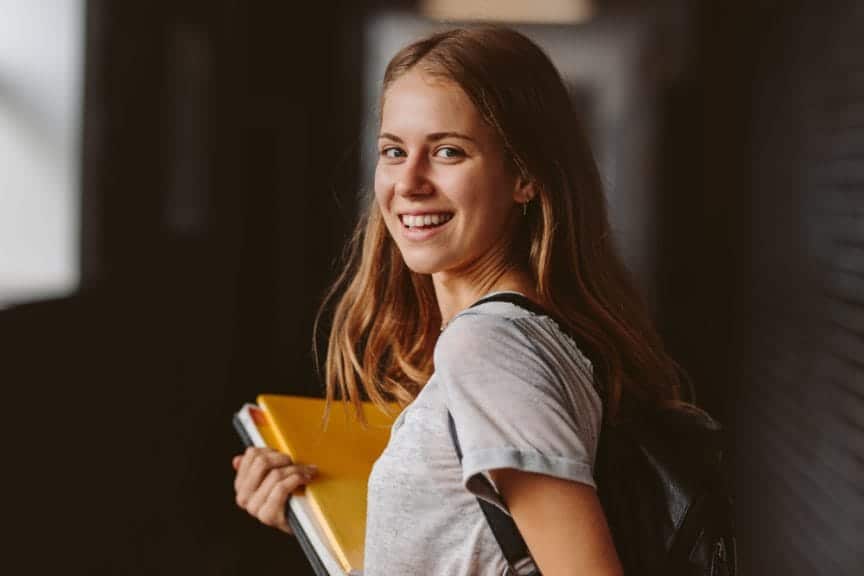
[435,311,602,509]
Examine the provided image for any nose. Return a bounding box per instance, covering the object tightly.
[394,154,433,198]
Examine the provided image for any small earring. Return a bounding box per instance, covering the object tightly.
[522,201,529,216]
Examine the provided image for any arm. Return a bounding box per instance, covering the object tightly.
[490,468,623,576]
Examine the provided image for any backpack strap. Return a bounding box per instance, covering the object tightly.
[444,292,549,576]
[447,412,540,576]
[469,291,550,318]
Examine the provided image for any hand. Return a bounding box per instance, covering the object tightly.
[232,447,318,534]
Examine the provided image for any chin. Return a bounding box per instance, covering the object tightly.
[397,251,451,276]
[400,258,442,275]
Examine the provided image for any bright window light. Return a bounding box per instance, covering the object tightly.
[0,0,84,308]
[420,0,595,24]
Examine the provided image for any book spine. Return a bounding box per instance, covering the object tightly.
[287,512,333,576]
[232,414,254,448]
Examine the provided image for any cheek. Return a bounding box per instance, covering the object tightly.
[451,172,510,219]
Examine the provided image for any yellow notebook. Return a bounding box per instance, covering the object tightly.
[255,395,396,574]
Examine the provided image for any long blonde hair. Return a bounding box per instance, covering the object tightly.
[315,26,683,422]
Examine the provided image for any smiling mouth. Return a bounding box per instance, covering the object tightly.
[399,212,454,229]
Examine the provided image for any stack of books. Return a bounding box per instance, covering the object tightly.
[234,395,396,576]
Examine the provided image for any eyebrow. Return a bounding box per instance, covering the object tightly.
[378,131,476,144]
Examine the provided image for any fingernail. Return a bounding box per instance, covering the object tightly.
[304,466,318,479]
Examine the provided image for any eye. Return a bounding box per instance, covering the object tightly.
[380,146,406,159]
[435,146,464,159]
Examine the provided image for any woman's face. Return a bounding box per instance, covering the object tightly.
[375,69,527,277]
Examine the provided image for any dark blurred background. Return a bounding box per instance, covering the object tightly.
[1,0,861,574]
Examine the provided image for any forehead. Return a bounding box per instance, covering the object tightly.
[380,70,486,135]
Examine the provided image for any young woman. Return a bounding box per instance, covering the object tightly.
[233,26,684,575]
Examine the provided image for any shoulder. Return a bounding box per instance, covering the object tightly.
[435,300,593,377]
[433,300,604,492]
[434,301,535,366]
[437,300,529,346]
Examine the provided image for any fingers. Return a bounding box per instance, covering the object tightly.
[234,447,294,497]
[232,447,318,535]
[247,466,318,532]
[258,476,297,533]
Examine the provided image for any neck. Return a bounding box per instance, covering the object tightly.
[432,252,536,329]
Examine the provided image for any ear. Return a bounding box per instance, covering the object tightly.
[513,177,537,205]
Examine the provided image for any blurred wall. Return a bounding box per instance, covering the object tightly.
[742,1,864,573]
[660,1,863,573]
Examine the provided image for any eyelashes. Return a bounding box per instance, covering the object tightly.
[434,146,464,159]
[378,146,466,160]
[380,147,405,159]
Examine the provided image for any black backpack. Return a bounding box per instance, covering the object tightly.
[447,292,737,575]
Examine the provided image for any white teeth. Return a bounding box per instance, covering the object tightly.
[400,213,452,228]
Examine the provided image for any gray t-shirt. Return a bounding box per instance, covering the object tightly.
[363,297,602,575]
